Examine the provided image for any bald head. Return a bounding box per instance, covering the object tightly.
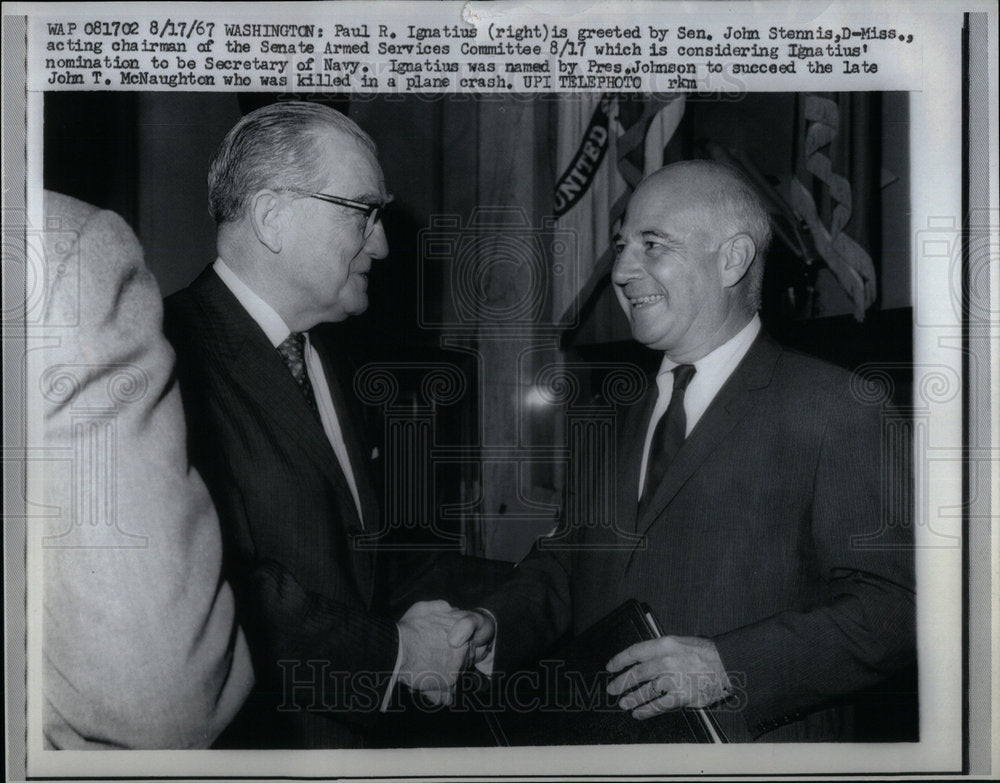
[637,160,771,311]
[611,160,770,361]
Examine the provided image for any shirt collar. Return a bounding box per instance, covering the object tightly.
[213,258,292,349]
[656,314,762,380]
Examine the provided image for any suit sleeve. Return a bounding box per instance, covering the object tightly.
[171,406,400,729]
[479,530,575,673]
[713,380,916,735]
[234,555,399,728]
[38,192,254,749]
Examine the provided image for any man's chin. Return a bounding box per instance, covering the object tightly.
[630,324,670,351]
[343,298,369,317]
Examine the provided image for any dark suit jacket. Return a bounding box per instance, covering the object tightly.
[481,333,915,741]
[164,266,398,748]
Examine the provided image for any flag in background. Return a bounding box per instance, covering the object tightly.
[553,94,685,330]
[789,94,877,322]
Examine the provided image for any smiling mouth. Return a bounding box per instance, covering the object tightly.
[628,293,665,308]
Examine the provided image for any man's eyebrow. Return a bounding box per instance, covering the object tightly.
[613,229,672,245]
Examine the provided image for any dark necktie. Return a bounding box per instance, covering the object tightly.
[276,332,319,416]
[638,364,696,516]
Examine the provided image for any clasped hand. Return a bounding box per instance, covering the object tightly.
[396,600,495,705]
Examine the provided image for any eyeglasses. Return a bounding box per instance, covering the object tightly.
[289,189,392,238]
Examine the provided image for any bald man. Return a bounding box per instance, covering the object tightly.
[452,161,915,741]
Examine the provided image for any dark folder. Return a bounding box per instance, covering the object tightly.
[484,599,727,745]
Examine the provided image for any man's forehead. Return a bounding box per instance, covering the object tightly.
[640,168,717,206]
[314,131,386,196]
[622,179,708,232]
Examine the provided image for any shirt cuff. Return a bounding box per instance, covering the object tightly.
[380,633,404,712]
[474,608,497,677]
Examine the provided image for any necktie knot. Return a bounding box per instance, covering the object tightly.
[671,363,696,391]
[276,332,319,416]
[277,332,307,376]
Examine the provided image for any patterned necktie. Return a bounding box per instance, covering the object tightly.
[638,364,696,516]
[276,332,319,416]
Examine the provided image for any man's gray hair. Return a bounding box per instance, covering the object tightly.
[208,101,377,225]
[707,163,772,313]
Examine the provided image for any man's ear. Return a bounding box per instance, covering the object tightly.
[249,190,286,254]
[719,233,757,288]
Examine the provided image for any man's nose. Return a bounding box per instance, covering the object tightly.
[611,244,639,285]
[364,219,389,259]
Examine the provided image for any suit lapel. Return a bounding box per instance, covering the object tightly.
[634,334,781,539]
[315,341,381,531]
[312,336,384,606]
[617,378,657,536]
[190,269,364,531]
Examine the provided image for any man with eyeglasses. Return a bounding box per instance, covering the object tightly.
[164,101,468,748]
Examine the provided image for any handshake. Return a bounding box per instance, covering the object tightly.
[394,600,732,714]
[395,600,497,706]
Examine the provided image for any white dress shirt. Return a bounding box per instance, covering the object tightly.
[638,315,762,498]
[213,258,365,526]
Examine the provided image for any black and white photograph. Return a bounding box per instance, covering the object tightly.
[3,2,996,781]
